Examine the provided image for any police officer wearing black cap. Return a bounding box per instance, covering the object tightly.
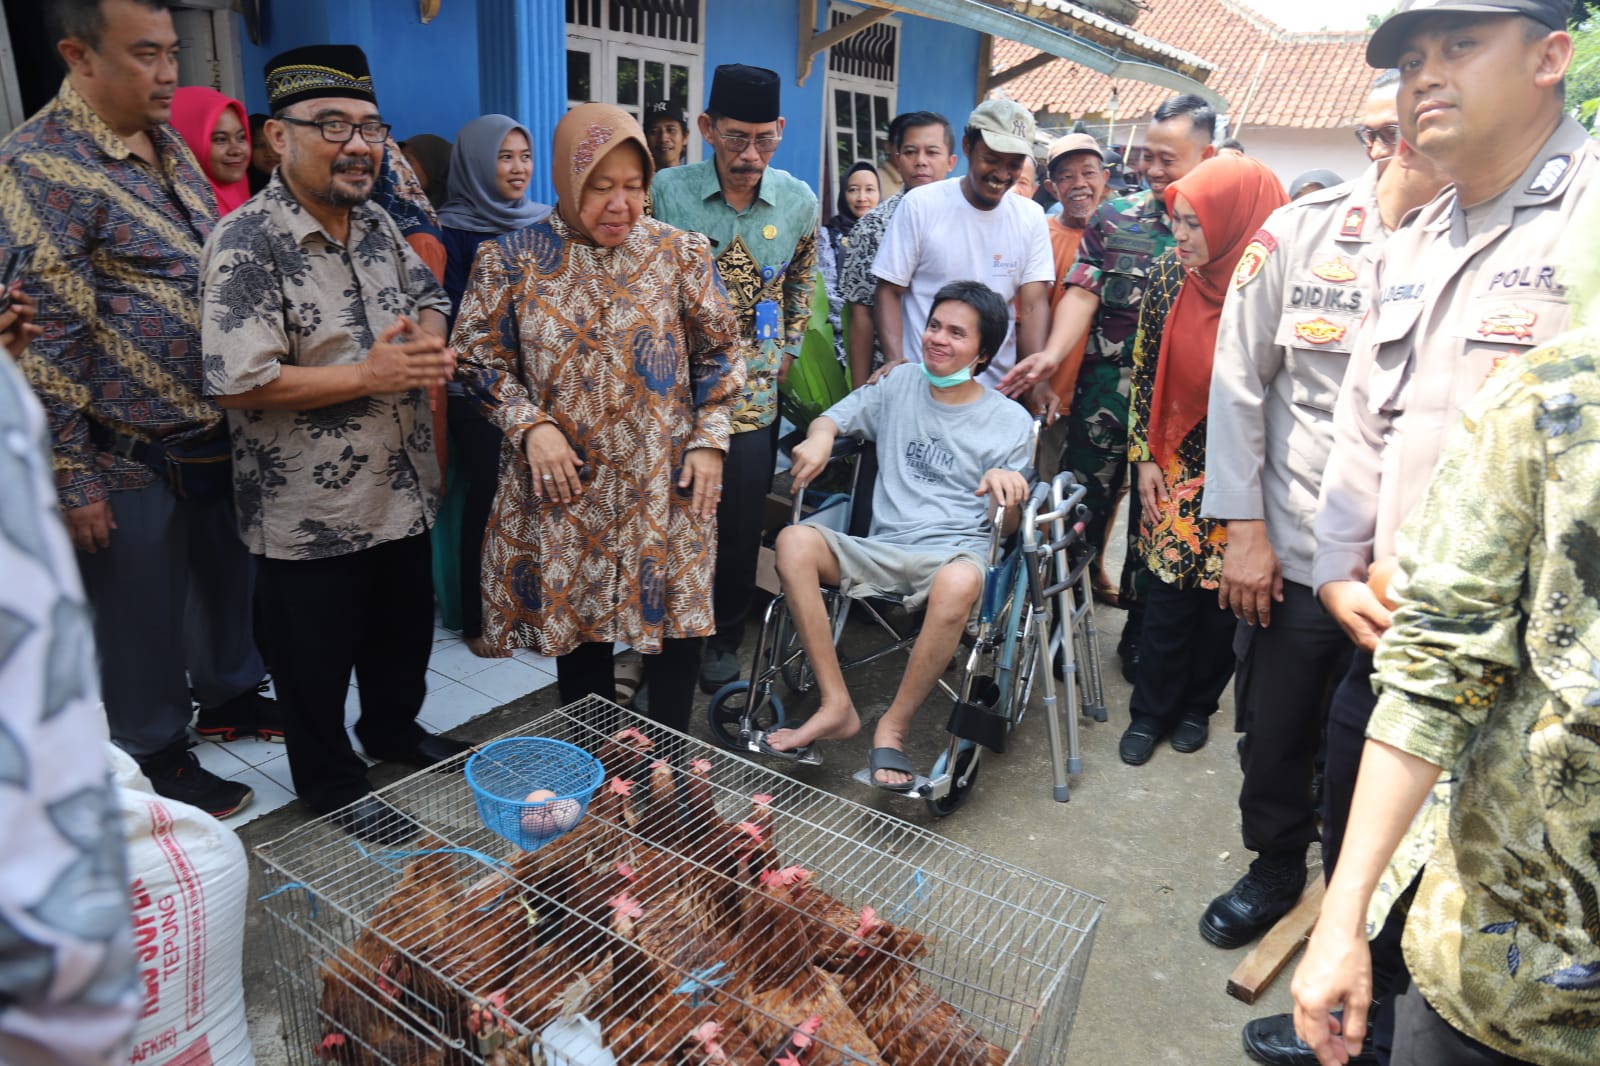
[1292,3,1597,1064]
[644,99,688,170]
[650,64,819,697]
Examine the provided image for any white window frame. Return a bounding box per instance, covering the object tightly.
[822,4,900,220]
[566,1,705,164]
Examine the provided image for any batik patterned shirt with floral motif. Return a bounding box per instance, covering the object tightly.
[649,159,816,433]
[1368,332,1600,1066]
[0,81,220,509]
[1127,252,1227,589]
[199,173,449,560]
[452,214,742,656]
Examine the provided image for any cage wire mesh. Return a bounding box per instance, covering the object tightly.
[255,697,1104,1066]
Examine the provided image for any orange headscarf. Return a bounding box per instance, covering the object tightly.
[169,86,252,216]
[1147,154,1287,468]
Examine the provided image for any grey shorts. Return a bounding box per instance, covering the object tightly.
[814,526,985,612]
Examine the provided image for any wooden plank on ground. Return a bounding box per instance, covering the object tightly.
[1226,876,1326,1005]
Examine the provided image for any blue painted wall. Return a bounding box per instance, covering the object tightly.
[698,1,981,192]
[231,0,983,202]
[237,0,483,143]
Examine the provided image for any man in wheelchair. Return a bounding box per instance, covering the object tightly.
[761,281,1034,789]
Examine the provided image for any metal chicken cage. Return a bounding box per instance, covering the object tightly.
[255,697,1104,1066]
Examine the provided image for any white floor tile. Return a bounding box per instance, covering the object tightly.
[219,766,297,828]
[190,740,249,778]
[426,638,504,682]
[418,681,498,733]
[461,658,553,704]
[257,752,293,791]
[512,648,559,677]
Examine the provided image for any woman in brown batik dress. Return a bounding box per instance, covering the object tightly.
[452,103,744,732]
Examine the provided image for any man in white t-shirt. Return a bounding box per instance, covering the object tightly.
[871,98,1053,387]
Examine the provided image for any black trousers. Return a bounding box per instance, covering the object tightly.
[256,533,434,814]
[1128,580,1236,727]
[1323,650,1413,1064]
[1392,982,1535,1066]
[1235,581,1353,860]
[556,638,705,734]
[1321,650,1377,877]
[709,422,779,655]
[447,392,504,640]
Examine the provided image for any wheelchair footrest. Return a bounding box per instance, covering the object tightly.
[947,679,1008,753]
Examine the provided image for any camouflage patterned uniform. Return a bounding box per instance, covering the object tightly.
[1060,189,1174,611]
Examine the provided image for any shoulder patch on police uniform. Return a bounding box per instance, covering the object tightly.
[1312,257,1358,284]
[1233,229,1276,290]
[1339,207,1366,238]
[1293,317,1348,346]
[1527,155,1570,195]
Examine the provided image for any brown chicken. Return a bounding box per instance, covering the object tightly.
[836,927,1006,1066]
[315,839,479,1064]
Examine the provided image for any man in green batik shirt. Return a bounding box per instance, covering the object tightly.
[999,93,1215,682]
[651,63,818,694]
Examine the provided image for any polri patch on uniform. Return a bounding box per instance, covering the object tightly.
[1477,305,1537,341]
[1232,229,1276,289]
[1294,317,1348,346]
[1527,155,1570,195]
[1312,257,1358,283]
[1339,207,1366,238]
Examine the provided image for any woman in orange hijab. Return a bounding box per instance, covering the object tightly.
[1119,153,1287,766]
[170,86,252,216]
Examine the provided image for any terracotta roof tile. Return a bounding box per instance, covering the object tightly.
[996,0,1377,131]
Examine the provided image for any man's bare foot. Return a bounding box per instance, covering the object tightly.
[765,702,861,752]
[466,635,511,659]
[871,718,914,788]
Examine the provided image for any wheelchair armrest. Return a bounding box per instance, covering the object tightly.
[778,426,864,461]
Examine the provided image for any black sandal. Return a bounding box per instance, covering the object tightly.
[866,747,917,792]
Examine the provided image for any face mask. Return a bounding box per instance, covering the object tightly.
[921,359,976,388]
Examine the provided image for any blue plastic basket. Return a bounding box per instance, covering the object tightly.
[464,737,604,851]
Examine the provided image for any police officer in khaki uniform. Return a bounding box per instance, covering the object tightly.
[1198,139,1448,1065]
[1293,2,1594,1062]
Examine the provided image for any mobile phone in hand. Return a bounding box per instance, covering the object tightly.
[0,245,35,314]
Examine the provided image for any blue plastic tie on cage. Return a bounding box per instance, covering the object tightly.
[671,962,731,1007]
[351,838,512,875]
[258,881,318,919]
[889,867,930,922]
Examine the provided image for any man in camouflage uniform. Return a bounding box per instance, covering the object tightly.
[1001,93,1216,677]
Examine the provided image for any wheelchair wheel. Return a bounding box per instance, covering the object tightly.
[926,741,980,818]
[706,681,786,753]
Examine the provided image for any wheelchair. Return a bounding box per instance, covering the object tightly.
[704,433,1108,816]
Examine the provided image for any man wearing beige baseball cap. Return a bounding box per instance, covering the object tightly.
[867,98,1054,390]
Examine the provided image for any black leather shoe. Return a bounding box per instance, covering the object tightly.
[1241,1010,1376,1065]
[366,732,472,771]
[1118,717,1165,765]
[333,795,422,847]
[1201,858,1307,948]
[1170,714,1210,753]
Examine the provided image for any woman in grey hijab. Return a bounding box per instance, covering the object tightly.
[438,115,552,317]
[438,114,551,658]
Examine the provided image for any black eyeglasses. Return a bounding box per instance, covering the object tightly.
[1355,124,1401,149]
[279,116,392,144]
